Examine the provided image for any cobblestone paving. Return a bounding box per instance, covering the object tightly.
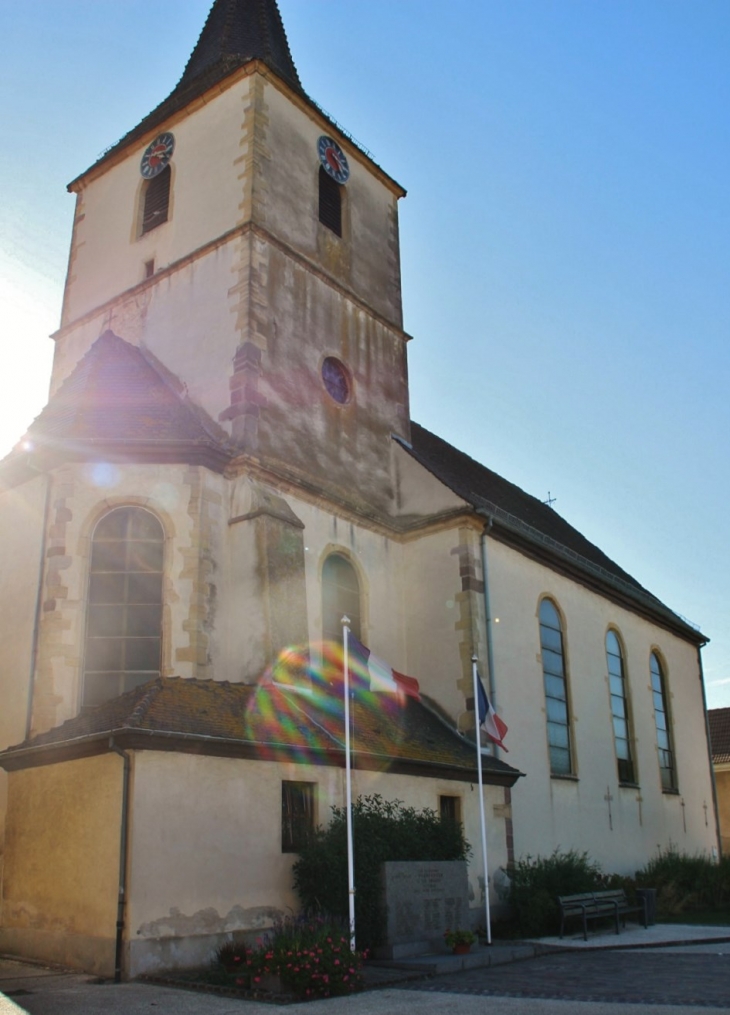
[395,949,730,1008]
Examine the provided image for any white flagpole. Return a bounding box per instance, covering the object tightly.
[472,655,492,945]
[342,617,356,951]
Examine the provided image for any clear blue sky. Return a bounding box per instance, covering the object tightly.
[1,1,728,706]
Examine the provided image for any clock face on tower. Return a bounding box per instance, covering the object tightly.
[140,133,175,179]
[318,136,350,184]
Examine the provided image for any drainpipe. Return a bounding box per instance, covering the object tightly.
[109,740,131,982]
[478,513,499,756]
[697,647,723,859]
[26,473,53,740]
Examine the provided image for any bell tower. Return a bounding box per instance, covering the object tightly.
[56,0,410,514]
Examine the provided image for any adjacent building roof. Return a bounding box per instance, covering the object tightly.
[1,331,231,480]
[0,676,521,787]
[709,707,730,764]
[403,423,704,644]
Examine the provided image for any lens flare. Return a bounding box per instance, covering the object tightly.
[245,641,409,769]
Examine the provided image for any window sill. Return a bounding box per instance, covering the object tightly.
[550,773,579,782]
[662,787,680,796]
[619,782,640,790]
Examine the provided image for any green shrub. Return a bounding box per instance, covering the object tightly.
[293,794,471,951]
[635,845,729,917]
[509,849,603,936]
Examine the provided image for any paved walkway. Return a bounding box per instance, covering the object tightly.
[1,924,729,1014]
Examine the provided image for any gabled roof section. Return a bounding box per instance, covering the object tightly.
[401,422,704,643]
[3,331,230,476]
[0,677,521,787]
[70,0,303,188]
[709,707,730,764]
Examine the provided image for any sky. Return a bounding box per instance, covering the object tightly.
[0,1,728,707]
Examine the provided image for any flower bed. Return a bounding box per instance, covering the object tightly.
[214,915,365,1000]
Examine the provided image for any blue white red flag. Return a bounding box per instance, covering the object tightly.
[349,634,420,700]
[476,672,508,750]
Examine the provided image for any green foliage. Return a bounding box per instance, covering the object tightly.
[509,849,604,936]
[212,916,364,999]
[635,846,730,917]
[293,794,471,951]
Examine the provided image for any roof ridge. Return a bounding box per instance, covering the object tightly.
[127,678,165,727]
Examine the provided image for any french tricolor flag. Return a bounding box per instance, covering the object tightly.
[476,672,508,751]
[349,634,420,701]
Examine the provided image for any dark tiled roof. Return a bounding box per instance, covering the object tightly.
[3,677,520,785]
[179,0,301,94]
[404,423,702,641]
[71,0,302,186]
[709,707,730,764]
[13,331,230,468]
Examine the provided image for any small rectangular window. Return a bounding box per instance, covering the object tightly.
[439,795,461,824]
[282,781,316,853]
[144,259,155,278]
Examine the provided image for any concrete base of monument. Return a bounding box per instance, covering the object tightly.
[369,940,540,976]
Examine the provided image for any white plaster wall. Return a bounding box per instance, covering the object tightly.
[125,751,506,975]
[64,77,253,325]
[0,476,47,876]
[260,83,403,327]
[50,241,240,432]
[483,537,716,872]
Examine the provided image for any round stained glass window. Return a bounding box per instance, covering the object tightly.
[322,357,351,404]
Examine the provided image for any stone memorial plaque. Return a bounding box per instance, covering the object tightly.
[380,860,470,953]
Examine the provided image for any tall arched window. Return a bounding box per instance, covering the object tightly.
[606,630,635,784]
[141,165,171,234]
[322,553,360,643]
[650,652,676,790]
[318,167,342,236]
[83,507,164,707]
[539,598,572,775]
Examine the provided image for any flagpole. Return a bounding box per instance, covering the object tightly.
[472,654,492,945]
[342,617,356,951]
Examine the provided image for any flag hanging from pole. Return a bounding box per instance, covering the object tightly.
[348,634,420,701]
[476,672,508,750]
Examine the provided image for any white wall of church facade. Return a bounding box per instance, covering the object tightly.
[63,76,255,327]
[260,82,403,327]
[126,751,506,976]
[0,477,48,881]
[484,537,716,872]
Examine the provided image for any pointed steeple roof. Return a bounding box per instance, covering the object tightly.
[70,0,303,186]
[178,0,302,94]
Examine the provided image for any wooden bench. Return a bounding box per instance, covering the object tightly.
[558,890,648,941]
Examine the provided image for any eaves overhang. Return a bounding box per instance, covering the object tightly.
[68,60,405,200]
[0,727,523,788]
[474,501,707,647]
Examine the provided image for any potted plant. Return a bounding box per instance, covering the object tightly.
[443,929,476,955]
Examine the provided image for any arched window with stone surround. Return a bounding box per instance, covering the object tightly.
[539,597,573,776]
[606,630,635,784]
[82,507,164,707]
[650,651,676,791]
[322,552,361,644]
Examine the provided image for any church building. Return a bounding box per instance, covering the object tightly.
[0,0,718,979]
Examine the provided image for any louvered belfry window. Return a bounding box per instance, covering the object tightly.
[142,165,171,234]
[83,507,164,707]
[318,166,342,236]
